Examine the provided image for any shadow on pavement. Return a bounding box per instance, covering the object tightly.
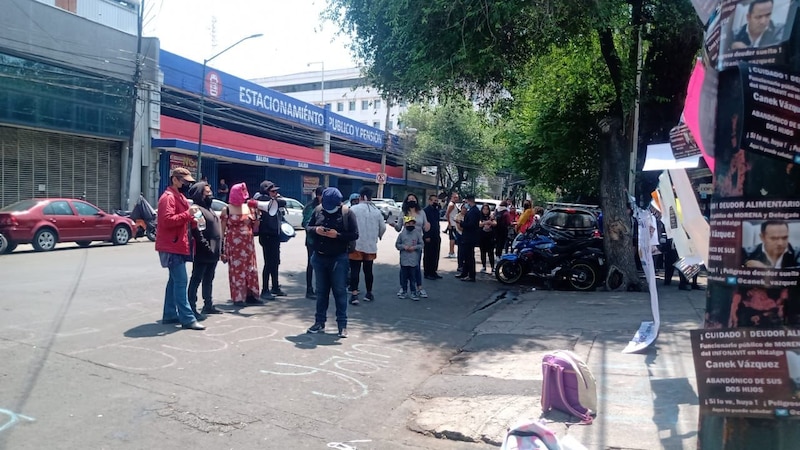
[123,322,183,338]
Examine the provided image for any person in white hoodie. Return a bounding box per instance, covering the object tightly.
[348,187,386,304]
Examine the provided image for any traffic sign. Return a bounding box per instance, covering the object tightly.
[376,172,387,184]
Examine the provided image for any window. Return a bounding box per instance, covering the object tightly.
[388,121,393,130]
[43,201,74,215]
[361,100,369,110]
[372,121,380,128]
[374,100,381,109]
[337,102,344,112]
[73,201,100,216]
[348,101,356,111]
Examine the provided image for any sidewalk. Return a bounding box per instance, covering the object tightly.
[407,278,707,449]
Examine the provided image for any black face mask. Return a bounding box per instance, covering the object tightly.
[180,181,191,195]
[407,201,418,209]
[405,226,416,232]
[203,195,213,208]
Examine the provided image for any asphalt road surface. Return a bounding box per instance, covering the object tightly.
[0,227,505,449]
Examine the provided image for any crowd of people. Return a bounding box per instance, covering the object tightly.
[155,166,530,337]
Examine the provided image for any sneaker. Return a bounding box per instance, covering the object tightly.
[307,322,325,334]
[350,294,360,305]
[364,292,374,302]
[447,253,455,258]
[193,311,207,322]
[271,288,288,297]
[409,292,420,301]
[418,289,428,299]
[397,290,407,299]
[338,328,348,338]
[258,291,274,302]
[481,266,487,272]
[305,290,315,300]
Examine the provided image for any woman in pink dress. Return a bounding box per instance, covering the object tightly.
[220,183,262,306]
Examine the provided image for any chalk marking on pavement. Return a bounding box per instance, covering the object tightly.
[54,327,100,337]
[0,408,35,434]
[201,325,278,343]
[327,440,372,449]
[319,356,386,374]
[391,318,452,329]
[260,363,369,399]
[105,345,178,371]
[161,336,229,353]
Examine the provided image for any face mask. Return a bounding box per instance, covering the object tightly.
[203,195,213,208]
[405,226,415,232]
[407,201,418,209]
[180,181,191,194]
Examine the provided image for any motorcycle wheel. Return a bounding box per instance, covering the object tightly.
[495,260,523,285]
[146,228,156,242]
[568,260,599,291]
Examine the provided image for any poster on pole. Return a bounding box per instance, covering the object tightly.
[623,207,661,353]
[691,328,800,419]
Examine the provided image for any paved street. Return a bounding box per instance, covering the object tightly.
[0,228,705,449]
[0,227,504,449]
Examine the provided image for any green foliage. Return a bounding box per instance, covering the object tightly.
[503,39,614,198]
[401,99,502,193]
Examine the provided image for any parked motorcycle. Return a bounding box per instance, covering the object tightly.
[495,228,604,290]
[115,195,157,241]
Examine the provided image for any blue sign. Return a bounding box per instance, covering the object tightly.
[327,114,385,148]
[159,50,386,149]
[160,50,325,131]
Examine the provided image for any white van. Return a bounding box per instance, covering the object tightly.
[474,198,500,212]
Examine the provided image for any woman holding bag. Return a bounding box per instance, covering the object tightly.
[220,183,262,306]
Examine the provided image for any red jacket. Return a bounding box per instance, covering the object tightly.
[155,186,193,255]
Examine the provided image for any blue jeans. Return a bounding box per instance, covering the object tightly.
[311,252,349,329]
[163,262,196,325]
[399,265,419,293]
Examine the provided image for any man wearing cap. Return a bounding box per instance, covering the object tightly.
[305,187,359,338]
[155,167,205,330]
[457,193,480,282]
[253,180,288,301]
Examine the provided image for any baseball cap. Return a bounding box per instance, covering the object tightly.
[349,193,360,202]
[321,187,343,213]
[260,180,279,194]
[403,215,417,224]
[170,167,195,182]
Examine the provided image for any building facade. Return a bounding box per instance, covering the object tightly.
[0,0,158,213]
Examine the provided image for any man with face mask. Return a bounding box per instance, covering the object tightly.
[253,180,288,301]
[187,181,223,317]
[423,194,443,280]
[155,167,205,330]
[305,187,359,338]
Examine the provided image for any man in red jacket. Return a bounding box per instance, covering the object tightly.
[155,167,205,330]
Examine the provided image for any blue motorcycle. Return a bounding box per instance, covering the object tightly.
[495,229,604,290]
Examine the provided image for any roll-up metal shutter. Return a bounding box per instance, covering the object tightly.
[0,126,122,212]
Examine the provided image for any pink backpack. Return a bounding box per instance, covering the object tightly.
[541,350,597,424]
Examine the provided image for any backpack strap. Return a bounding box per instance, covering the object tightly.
[548,362,593,424]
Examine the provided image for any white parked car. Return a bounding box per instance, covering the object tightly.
[372,198,402,225]
[279,197,305,229]
[186,198,228,217]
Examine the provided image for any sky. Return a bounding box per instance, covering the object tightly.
[142,0,359,80]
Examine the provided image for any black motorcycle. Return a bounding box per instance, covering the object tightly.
[115,195,157,241]
[495,228,605,290]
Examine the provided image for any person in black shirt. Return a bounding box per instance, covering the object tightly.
[457,194,481,281]
[422,194,442,279]
[253,180,287,301]
[305,188,359,338]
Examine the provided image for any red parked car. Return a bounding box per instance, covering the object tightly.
[0,198,136,253]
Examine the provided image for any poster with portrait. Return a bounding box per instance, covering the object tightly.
[707,202,800,287]
[716,0,798,71]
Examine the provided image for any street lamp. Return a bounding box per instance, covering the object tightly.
[307,61,325,107]
[196,33,263,179]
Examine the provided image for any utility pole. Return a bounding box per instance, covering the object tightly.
[123,0,143,210]
[377,96,391,198]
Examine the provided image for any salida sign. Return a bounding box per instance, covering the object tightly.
[691,328,800,419]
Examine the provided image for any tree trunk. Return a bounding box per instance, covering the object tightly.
[598,116,639,291]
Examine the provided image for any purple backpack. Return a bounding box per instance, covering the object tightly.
[541,350,597,424]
